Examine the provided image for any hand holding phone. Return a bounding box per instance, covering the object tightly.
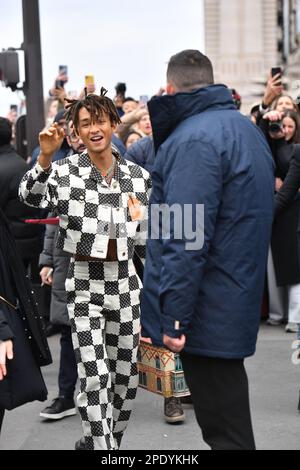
[56,65,68,89]
[85,75,96,94]
[271,67,282,85]
[85,75,95,86]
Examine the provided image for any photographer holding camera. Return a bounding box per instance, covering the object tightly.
[260,105,300,335]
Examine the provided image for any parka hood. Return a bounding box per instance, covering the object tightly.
[148,84,236,152]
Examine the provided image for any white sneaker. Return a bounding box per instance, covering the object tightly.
[266,318,282,326]
[285,323,299,334]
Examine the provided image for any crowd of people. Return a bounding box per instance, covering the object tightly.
[0,49,299,450]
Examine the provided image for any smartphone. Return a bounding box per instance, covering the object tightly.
[271,67,282,82]
[56,65,68,88]
[59,65,68,76]
[85,75,95,87]
[139,95,149,105]
[10,104,18,112]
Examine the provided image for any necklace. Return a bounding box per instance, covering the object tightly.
[100,156,115,177]
[102,156,116,184]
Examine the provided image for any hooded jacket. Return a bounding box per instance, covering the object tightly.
[141,85,274,359]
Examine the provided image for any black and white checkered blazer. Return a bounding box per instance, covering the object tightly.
[19,150,152,263]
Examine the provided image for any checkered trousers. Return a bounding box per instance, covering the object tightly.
[65,259,141,451]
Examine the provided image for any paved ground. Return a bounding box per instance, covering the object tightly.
[0,324,299,450]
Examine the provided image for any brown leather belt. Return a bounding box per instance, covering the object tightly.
[74,240,118,262]
[74,255,105,262]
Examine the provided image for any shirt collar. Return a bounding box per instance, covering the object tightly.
[76,147,131,182]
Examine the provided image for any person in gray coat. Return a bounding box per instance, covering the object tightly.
[38,125,86,420]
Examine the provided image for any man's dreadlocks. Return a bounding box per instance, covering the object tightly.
[64,87,121,132]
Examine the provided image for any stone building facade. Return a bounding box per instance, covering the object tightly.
[204,0,300,110]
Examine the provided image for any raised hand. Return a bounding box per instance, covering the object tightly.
[38,122,65,169]
[263,73,284,107]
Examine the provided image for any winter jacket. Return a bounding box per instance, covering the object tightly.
[274,145,300,215]
[142,84,275,359]
[39,220,70,326]
[0,145,43,259]
[124,137,155,174]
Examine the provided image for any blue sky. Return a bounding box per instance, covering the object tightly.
[0,0,204,115]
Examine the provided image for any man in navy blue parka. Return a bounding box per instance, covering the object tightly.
[142,50,275,450]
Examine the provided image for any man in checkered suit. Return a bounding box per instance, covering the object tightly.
[19,90,151,450]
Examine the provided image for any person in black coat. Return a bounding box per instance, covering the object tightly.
[0,206,52,433]
[274,147,300,215]
[260,109,300,331]
[0,117,43,269]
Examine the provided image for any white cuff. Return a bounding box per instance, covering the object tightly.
[35,162,52,174]
[259,104,269,115]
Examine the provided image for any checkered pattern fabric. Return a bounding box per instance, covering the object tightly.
[19,150,151,263]
[66,259,141,450]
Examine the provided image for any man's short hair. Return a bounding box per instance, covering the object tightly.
[167,50,214,92]
[0,118,12,146]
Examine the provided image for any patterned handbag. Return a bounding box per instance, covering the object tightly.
[137,341,190,398]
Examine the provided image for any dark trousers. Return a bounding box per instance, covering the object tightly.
[58,325,78,399]
[0,409,4,434]
[181,353,256,451]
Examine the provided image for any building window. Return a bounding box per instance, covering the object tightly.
[155,355,161,369]
[172,375,186,393]
[175,355,183,372]
[137,350,142,362]
[142,372,147,387]
[177,378,185,391]
[157,378,162,393]
[139,371,147,387]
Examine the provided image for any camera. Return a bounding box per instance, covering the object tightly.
[269,120,283,134]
